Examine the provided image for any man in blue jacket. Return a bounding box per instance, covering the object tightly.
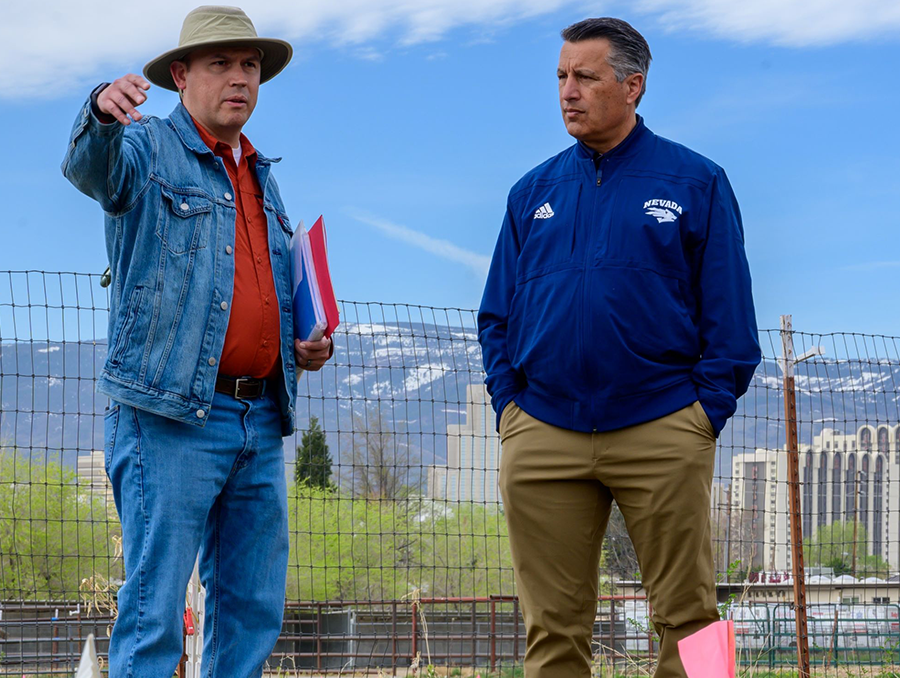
[62,6,332,677]
[478,17,760,678]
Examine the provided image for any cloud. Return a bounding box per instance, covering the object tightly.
[6,0,900,100]
[349,211,491,276]
[639,0,900,47]
[0,0,572,99]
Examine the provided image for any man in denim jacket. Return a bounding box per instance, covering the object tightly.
[62,6,331,676]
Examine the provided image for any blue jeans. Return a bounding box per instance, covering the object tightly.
[104,389,289,678]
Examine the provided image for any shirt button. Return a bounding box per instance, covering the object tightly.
[220,301,228,310]
[196,409,206,419]
[208,357,216,366]
[180,203,190,211]
[256,256,262,263]
[225,245,233,255]
[224,192,233,201]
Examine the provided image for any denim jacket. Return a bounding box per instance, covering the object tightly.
[62,99,297,435]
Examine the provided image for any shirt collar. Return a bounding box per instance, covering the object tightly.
[574,114,648,162]
[190,116,258,165]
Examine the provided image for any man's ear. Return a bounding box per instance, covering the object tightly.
[170,60,188,93]
[625,72,644,106]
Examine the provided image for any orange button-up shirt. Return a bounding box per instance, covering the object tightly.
[193,119,281,379]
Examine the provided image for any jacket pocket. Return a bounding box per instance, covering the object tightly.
[507,270,585,401]
[108,286,144,368]
[515,180,581,280]
[606,173,697,277]
[587,265,698,394]
[156,186,213,255]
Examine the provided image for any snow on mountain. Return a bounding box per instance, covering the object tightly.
[2,327,899,479]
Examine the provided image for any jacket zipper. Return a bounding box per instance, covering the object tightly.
[587,155,605,431]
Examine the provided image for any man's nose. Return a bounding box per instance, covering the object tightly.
[229,65,249,86]
[561,76,580,101]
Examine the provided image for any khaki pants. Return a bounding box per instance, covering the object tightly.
[498,401,719,678]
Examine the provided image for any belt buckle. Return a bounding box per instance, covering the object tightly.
[233,377,250,400]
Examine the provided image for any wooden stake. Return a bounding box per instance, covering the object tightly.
[781,315,811,678]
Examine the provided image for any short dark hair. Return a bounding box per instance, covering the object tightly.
[561,18,652,107]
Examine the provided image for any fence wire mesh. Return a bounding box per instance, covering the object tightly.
[1,270,899,676]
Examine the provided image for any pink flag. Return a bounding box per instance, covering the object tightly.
[677,620,735,678]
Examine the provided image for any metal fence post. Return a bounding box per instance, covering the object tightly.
[490,599,496,672]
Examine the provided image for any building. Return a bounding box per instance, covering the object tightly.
[618,577,900,606]
[731,424,900,572]
[427,383,502,504]
[77,449,113,504]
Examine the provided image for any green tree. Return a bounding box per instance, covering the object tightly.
[415,500,516,598]
[804,520,891,577]
[0,452,122,599]
[294,415,334,490]
[286,483,420,600]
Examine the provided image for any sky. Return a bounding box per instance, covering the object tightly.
[1,0,899,338]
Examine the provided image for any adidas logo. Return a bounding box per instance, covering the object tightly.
[534,203,555,219]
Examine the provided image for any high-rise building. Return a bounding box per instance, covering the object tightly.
[427,384,502,504]
[731,424,899,571]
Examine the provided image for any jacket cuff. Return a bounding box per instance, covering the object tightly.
[90,82,117,125]
[490,387,520,433]
[696,388,737,438]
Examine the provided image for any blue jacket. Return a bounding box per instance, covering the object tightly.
[62,99,298,435]
[478,117,760,437]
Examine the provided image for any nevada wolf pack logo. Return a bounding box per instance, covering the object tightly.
[644,199,683,223]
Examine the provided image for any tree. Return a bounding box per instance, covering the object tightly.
[600,503,640,582]
[804,520,892,577]
[294,416,334,490]
[0,452,122,599]
[343,406,419,500]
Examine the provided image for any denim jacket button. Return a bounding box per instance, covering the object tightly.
[180,203,189,211]
[220,301,228,311]
[208,357,216,366]
[225,245,233,255]
[224,192,233,201]
[196,409,206,419]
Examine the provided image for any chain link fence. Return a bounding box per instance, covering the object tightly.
[1,270,898,675]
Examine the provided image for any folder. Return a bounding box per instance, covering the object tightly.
[677,620,735,678]
[290,216,340,342]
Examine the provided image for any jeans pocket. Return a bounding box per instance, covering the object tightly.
[103,404,121,474]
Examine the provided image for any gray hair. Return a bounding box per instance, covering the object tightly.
[561,18,652,107]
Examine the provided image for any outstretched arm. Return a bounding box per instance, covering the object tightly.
[61,75,153,214]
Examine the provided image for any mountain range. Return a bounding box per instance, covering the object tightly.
[1,323,898,480]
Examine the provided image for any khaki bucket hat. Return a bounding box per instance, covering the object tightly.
[143,5,293,91]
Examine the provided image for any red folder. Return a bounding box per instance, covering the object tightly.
[307,216,340,339]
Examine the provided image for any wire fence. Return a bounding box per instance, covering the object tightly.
[1,269,899,675]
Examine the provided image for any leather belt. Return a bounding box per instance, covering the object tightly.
[215,375,269,399]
